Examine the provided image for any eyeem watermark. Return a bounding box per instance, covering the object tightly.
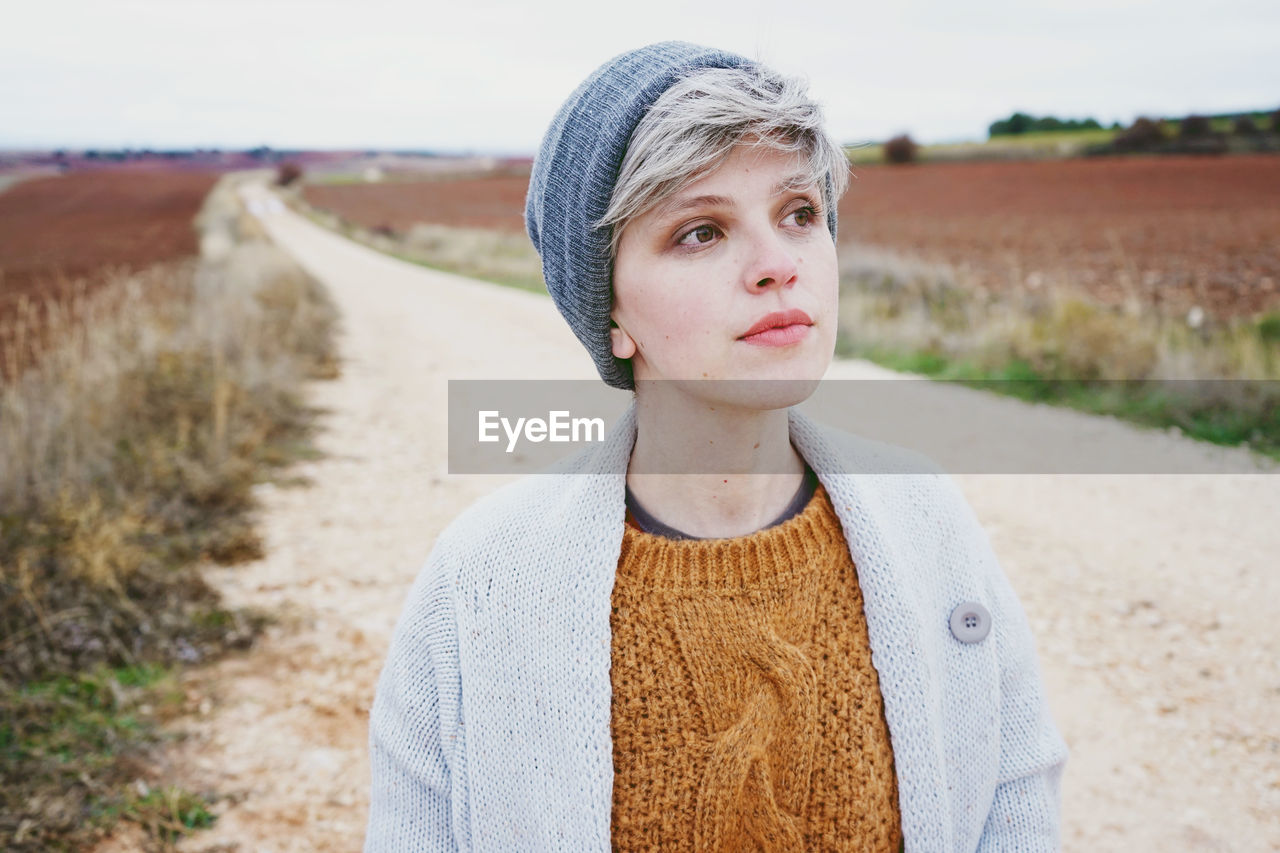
[478,410,605,453]
[449,378,1280,474]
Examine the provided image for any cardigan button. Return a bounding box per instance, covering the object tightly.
[949,601,991,643]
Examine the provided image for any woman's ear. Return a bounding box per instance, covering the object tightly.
[610,318,637,359]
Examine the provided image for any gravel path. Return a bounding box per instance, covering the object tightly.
[127,182,1278,852]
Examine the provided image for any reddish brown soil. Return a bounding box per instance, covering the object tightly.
[303,174,531,236]
[0,169,218,309]
[840,155,1280,319]
[303,154,1280,320]
[0,168,217,376]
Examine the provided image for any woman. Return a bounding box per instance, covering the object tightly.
[364,41,1068,852]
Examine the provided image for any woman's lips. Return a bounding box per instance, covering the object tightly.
[740,309,813,337]
[738,323,812,347]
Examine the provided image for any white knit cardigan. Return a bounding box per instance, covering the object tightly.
[364,400,1069,852]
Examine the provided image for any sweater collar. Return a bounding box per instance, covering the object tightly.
[457,398,950,851]
[595,399,949,843]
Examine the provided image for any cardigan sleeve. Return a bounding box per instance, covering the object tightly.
[973,576,1068,853]
[927,473,1068,852]
[969,492,1070,852]
[364,541,461,853]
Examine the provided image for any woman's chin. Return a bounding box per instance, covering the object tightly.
[672,371,824,411]
[636,345,830,405]
[734,347,830,384]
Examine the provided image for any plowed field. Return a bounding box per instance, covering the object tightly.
[0,168,218,376]
[0,169,218,311]
[302,154,1280,320]
[303,174,530,236]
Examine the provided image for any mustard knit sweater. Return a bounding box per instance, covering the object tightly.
[609,481,903,852]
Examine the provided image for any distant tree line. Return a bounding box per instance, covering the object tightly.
[74,146,300,162]
[989,112,1103,137]
[82,148,222,161]
[1100,109,1280,155]
[989,108,1280,141]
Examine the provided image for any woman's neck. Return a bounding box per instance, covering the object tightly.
[626,390,807,539]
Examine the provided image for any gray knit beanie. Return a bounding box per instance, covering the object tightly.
[526,40,838,391]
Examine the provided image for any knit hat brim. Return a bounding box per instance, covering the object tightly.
[524,41,762,390]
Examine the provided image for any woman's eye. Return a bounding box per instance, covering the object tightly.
[790,205,819,227]
[677,224,718,246]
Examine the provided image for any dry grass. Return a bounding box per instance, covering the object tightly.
[837,242,1280,382]
[290,172,1279,452]
[281,186,547,294]
[0,171,340,851]
[837,243,1280,456]
[0,169,221,362]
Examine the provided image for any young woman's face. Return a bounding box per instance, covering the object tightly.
[609,142,839,394]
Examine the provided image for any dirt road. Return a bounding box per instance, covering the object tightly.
[135,182,1279,852]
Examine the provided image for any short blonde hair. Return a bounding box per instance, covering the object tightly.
[593,63,851,260]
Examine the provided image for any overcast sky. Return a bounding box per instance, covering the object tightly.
[2,0,1277,153]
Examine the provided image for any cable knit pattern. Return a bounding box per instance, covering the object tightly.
[363,401,1069,853]
[610,483,903,851]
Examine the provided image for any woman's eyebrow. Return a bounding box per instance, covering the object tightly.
[656,174,817,220]
[659,193,733,218]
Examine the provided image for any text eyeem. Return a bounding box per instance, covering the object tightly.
[478,410,605,453]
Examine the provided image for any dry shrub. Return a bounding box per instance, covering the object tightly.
[276,162,303,187]
[884,134,918,164]
[402,222,545,291]
[194,171,271,262]
[0,172,340,849]
[1114,116,1166,152]
[1179,114,1213,139]
[1009,296,1159,380]
[837,241,1280,382]
[0,246,338,681]
[1233,115,1260,137]
[284,190,547,293]
[836,244,979,354]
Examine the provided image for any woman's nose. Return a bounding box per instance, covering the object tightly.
[743,227,799,291]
